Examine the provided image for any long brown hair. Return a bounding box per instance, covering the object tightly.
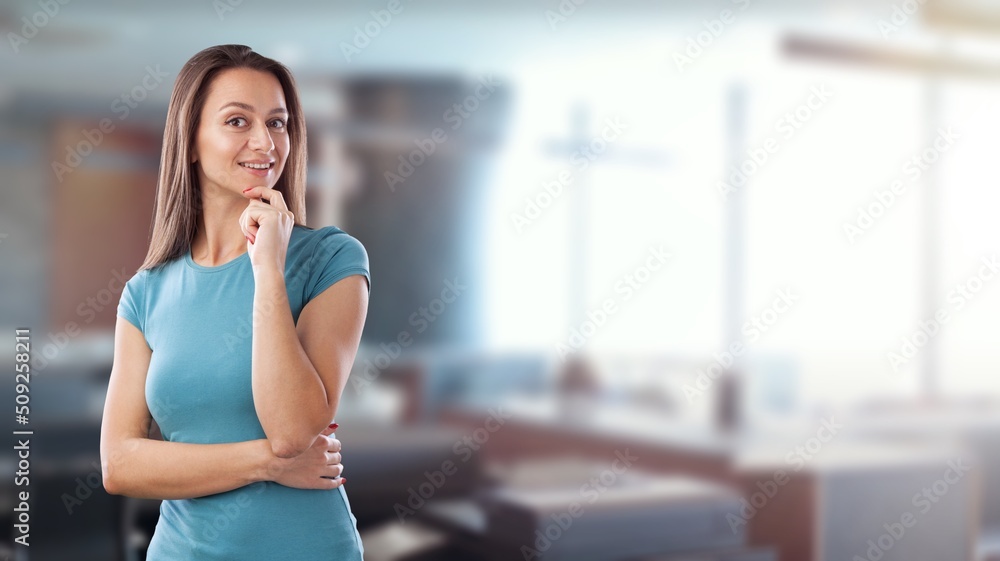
[139,44,309,271]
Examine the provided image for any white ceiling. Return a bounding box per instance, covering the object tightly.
[3,0,998,106]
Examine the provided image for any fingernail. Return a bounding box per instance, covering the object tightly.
[243,187,253,192]
[340,477,347,485]
[328,423,339,430]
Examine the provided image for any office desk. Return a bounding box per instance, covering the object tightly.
[439,397,734,485]
[733,440,978,561]
[441,397,980,561]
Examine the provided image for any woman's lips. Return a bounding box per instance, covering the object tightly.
[239,162,273,177]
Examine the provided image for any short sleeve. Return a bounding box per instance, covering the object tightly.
[305,228,370,303]
[117,270,146,333]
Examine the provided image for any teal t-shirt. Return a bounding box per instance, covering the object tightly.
[116,224,369,561]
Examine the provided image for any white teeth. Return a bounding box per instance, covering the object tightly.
[241,162,271,170]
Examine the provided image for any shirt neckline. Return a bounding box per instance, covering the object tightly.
[184,248,250,272]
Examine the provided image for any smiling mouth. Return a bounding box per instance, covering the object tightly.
[240,162,274,170]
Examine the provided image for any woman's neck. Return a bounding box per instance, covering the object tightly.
[191,190,251,266]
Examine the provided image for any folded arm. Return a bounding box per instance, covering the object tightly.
[249,270,368,458]
[100,317,344,500]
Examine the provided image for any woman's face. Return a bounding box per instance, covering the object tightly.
[192,67,290,194]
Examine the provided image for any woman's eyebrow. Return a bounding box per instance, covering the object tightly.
[218,101,288,115]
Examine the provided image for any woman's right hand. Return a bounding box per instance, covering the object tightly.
[265,425,345,490]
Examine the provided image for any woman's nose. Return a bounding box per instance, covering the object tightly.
[248,122,274,152]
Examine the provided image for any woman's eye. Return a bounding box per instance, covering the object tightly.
[226,117,248,127]
[269,119,286,129]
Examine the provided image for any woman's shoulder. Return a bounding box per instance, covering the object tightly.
[290,224,370,296]
[133,253,185,283]
[291,223,352,238]
[291,224,367,258]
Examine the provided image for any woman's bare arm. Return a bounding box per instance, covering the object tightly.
[100,316,343,500]
[250,272,368,458]
[101,316,273,499]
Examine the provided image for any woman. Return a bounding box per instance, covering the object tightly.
[100,44,369,560]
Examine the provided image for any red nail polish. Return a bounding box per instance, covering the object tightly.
[340,477,347,485]
[243,187,253,192]
[328,423,339,430]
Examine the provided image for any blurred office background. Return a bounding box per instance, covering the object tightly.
[3,0,1000,559]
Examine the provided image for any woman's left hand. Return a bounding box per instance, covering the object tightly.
[319,423,342,470]
[240,186,294,274]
